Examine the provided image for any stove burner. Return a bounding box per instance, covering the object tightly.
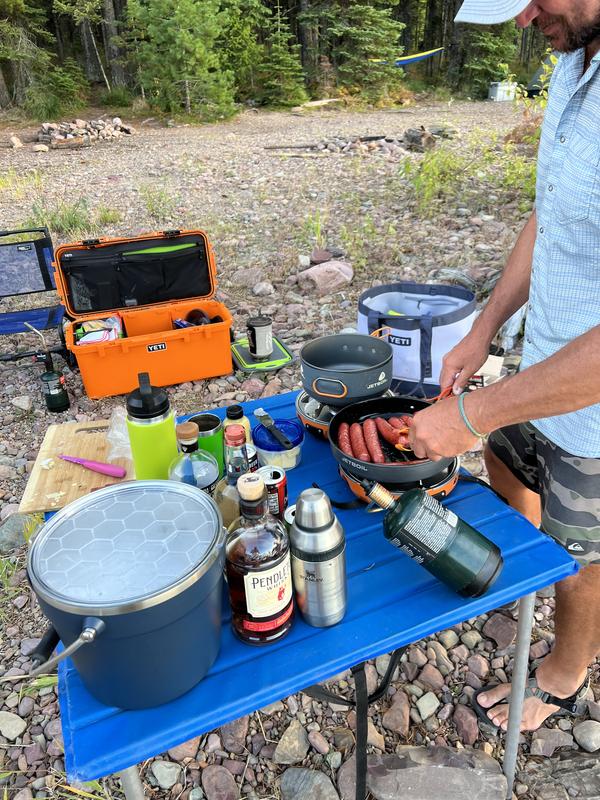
[339,458,460,504]
[296,390,395,439]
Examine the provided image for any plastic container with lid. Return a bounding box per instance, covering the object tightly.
[223,405,251,443]
[252,418,304,470]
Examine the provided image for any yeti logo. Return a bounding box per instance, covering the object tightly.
[147,342,167,352]
[390,335,412,347]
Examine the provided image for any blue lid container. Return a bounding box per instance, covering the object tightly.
[252,418,304,451]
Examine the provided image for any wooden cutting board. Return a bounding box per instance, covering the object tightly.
[19,420,133,514]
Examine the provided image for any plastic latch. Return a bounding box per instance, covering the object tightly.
[163,229,181,237]
[82,238,100,247]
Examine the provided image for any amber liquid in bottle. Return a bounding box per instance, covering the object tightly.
[226,475,293,645]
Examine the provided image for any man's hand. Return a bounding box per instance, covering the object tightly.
[409,396,478,460]
[439,332,492,394]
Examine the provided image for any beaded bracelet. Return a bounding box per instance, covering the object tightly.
[458,392,486,439]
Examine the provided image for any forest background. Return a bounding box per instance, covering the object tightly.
[0,0,549,121]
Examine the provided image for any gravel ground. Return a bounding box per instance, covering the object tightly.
[0,99,598,800]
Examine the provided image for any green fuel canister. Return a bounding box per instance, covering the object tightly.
[365,482,503,597]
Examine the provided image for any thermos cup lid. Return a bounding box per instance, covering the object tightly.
[127,372,170,419]
[247,315,272,328]
[294,488,334,530]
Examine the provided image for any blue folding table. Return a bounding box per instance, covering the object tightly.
[57,391,577,800]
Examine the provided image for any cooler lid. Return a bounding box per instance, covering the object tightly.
[28,481,223,614]
[52,229,216,318]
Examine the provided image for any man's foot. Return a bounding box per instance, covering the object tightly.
[473,661,588,732]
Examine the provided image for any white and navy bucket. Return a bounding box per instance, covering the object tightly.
[357,282,476,390]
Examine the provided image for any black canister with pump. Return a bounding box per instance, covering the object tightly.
[364,482,503,597]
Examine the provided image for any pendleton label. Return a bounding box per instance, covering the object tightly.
[243,554,292,619]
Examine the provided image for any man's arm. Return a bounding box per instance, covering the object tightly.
[439,210,537,392]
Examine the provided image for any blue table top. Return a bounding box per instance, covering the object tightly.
[58,391,577,781]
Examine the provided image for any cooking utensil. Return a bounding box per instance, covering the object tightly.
[58,454,127,478]
[27,481,225,709]
[300,333,393,407]
[254,407,294,449]
[328,396,453,483]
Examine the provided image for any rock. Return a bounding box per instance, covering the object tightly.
[403,128,436,152]
[274,720,310,764]
[333,727,355,753]
[367,719,385,750]
[220,716,248,754]
[260,699,284,715]
[308,730,330,754]
[310,248,333,265]
[573,720,600,752]
[452,705,478,746]
[13,790,33,800]
[459,630,483,649]
[151,760,182,789]
[206,733,221,753]
[438,630,459,649]
[418,664,445,692]
[382,690,410,737]
[416,692,440,720]
[189,789,205,800]
[375,653,399,679]
[482,614,517,650]
[253,281,275,296]
[236,267,264,288]
[261,377,282,398]
[530,728,574,757]
[466,655,489,679]
[451,644,471,662]
[529,640,550,660]
[521,751,600,798]
[588,699,600,722]
[20,637,41,656]
[408,646,428,667]
[297,261,353,297]
[280,767,339,800]
[17,696,35,717]
[33,143,49,152]
[0,513,29,553]
[167,736,201,761]
[241,377,265,398]
[10,135,23,148]
[338,748,506,800]
[0,711,27,741]
[298,254,311,268]
[201,765,237,800]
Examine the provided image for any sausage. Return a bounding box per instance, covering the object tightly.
[337,422,354,457]
[375,417,401,445]
[350,422,371,461]
[363,418,385,463]
[388,417,405,430]
[400,414,413,426]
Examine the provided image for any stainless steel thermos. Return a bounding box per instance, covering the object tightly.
[289,488,346,627]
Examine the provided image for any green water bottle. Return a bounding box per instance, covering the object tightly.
[364,482,503,598]
[126,373,179,480]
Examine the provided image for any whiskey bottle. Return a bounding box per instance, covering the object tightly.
[225,473,294,645]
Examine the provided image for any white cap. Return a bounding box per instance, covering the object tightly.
[455,0,531,24]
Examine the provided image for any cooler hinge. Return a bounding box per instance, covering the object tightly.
[163,229,181,237]
[82,238,101,247]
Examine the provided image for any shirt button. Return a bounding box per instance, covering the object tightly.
[548,184,554,191]
[560,135,566,143]
[539,226,544,234]
[526,337,532,344]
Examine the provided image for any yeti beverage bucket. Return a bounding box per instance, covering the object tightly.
[27,481,225,709]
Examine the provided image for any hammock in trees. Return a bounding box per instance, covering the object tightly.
[372,47,444,68]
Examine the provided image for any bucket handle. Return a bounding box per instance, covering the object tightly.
[0,617,106,683]
[369,327,392,340]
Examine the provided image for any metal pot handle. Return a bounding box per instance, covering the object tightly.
[0,617,106,683]
[311,378,348,400]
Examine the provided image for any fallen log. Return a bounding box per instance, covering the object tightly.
[50,135,92,150]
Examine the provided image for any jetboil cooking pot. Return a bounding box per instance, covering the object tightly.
[27,481,225,709]
[300,333,393,407]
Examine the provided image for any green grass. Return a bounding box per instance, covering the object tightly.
[28,197,96,238]
[139,184,177,222]
[0,168,43,198]
[95,206,122,226]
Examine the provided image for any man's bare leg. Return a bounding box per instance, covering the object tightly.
[479,446,599,731]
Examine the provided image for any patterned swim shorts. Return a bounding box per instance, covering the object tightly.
[488,423,600,567]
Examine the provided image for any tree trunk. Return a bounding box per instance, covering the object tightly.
[423,0,443,77]
[86,19,111,91]
[0,66,11,108]
[80,21,102,82]
[396,0,420,55]
[102,0,128,87]
[298,0,319,89]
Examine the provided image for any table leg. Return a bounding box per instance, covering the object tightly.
[117,765,146,800]
[503,591,536,799]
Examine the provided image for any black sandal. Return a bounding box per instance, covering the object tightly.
[472,672,590,732]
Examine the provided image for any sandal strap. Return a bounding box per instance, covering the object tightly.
[524,675,589,714]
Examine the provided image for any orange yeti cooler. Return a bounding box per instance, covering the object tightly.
[54,230,233,398]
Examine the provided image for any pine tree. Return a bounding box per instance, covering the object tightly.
[258,3,307,107]
[219,0,267,102]
[127,0,235,118]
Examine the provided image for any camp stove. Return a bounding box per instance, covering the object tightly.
[296,389,395,439]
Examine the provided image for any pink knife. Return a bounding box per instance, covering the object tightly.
[59,455,127,479]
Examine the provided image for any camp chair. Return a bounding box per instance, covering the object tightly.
[0,227,73,365]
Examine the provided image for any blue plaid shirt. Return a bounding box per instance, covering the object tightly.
[521,48,600,457]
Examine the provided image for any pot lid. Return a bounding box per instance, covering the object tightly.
[28,481,222,612]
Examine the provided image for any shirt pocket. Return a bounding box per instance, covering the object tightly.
[555,131,600,224]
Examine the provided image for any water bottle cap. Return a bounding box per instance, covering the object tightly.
[126,373,170,419]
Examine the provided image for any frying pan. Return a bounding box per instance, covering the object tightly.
[300,333,393,407]
[328,396,454,483]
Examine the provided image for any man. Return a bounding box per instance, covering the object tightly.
[409,0,600,733]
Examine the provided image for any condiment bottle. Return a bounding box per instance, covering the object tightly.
[176,421,199,453]
[214,425,251,527]
[223,405,252,443]
[225,474,293,645]
[126,372,179,480]
[365,482,503,597]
